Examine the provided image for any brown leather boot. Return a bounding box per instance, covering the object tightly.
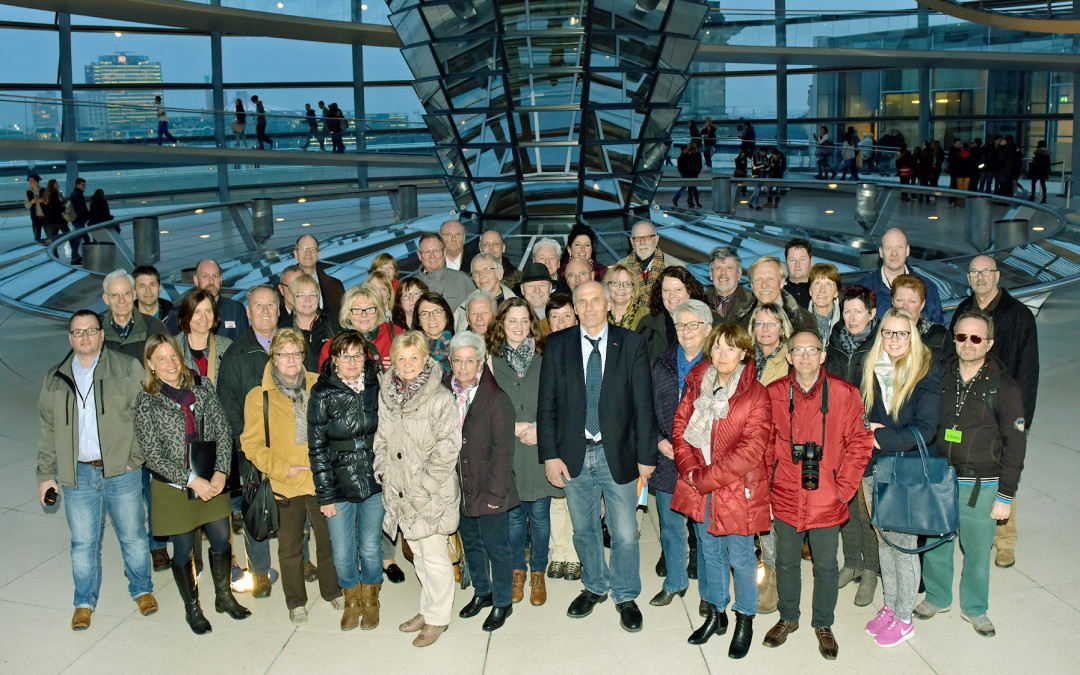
[511,569,527,604]
[360,581,382,630]
[530,571,547,606]
[340,585,361,631]
[758,564,779,614]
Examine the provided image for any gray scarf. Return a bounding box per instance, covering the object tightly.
[272,366,309,445]
[682,364,745,455]
[502,338,536,378]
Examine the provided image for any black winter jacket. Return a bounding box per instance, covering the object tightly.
[824,318,878,386]
[650,341,696,493]
[949,287,1038,426]
[938,354,1026,499]
[864,359,943,477]
[307,357,382,505]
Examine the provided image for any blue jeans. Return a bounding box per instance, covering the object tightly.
[140,468,167,552]
[562,445,641,603]
[156,120,176,145]
[63,462,153,609]
[508,497,551,572]
[459,509,515,607]
[693,495,757,615]
[655,490,689,593]
[232,494,272,575]
[326,497,386,588]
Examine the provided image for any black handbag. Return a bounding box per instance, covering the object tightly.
[871,427,959,553]
[241,391,288,541]
[186,399,218,500]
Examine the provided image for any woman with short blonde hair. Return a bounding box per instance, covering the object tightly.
[324,284,402,372]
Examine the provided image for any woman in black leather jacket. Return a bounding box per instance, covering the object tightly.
[307,331,383,632]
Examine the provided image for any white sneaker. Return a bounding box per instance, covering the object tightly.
[290,606,308,625]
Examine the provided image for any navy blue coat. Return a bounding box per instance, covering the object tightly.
[857,265,944,324]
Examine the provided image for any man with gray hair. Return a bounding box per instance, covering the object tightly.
[456,290,499,336]
[418,232,475,311]
[276,263,304,322]
[735,255,817,337]
[471,252,516,304]
[101,269,169,362]
[615,220,686,310]
[532,238,571,295]
[705,246,753,320]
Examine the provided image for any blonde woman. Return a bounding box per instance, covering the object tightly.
[241,328,342,625]
[374,331,461,647]
[859,308,943,648]
[604,264,646,329]
[365,269,396,320]
[134,334,249,635]
[749,303,792,386]
[320,284,402,372]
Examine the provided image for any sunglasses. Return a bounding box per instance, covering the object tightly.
[954,333,987,345]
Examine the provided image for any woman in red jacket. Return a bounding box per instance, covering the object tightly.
[673,323,771,659]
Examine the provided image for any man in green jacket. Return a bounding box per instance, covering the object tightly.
[37,309,158,631]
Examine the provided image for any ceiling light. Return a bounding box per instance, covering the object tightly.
[199,234,210,239]
[159,230,169,234]
[928,216,939,220]
[276,217,285,222]
[828,183,837,189]
[194,208,204,214]
[297,198,307,203]
[1033,226,1045,231]
[825,210,834,214]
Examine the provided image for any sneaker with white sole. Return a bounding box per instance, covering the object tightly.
[290,606,308,625]
[961,612,996,637]
[865,606,894,636]
[874,617,914,647]
[328,595,345,610]
[914,600,950,620]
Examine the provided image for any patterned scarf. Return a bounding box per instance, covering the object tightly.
[161,383,198,445]
[271,366,309,445]
[873,350,897,412]
[428,331,453,374]
[338,373,364,394]
[389,359,434,408]
[503,338,536,378]
[837,322,873,356]
[451,376,479,424]
[682,364,745,459]
[630,247,667,308]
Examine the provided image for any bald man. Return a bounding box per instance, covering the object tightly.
[480,230,522,288]
[167,259,249,340]
[440,220,471,271]
[614,220,685,310]
[856,228,943,323]
[293,235,345,321]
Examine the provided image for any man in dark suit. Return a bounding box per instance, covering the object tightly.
[294,234,345,321]
[537,280,657,633]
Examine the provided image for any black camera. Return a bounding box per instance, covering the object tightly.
[791,441,821,491]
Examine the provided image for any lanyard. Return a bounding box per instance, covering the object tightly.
[74,379,93,410]
[952,362,985,428]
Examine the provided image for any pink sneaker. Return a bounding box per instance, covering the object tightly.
[865,606,894,636]
[874,617,914,647]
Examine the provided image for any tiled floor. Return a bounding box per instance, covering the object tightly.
[1,273,1079,673]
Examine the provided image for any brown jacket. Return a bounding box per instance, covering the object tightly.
[373,358,461,540]
[240,363,319,499]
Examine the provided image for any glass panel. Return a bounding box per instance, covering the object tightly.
[221,37,351,82]
[505,36,584,69]
[538,146,574,173]
[0,28,58,83]
[434,39,498,76]
[389,7,429,46]
[609,0,670,32]
[636,141,670,172]
[450,112,487,143]
[641,107,678,139]
[413,79,449,112]
[482,183,520,215]
[589,72,625,105]
[618,35,661,69]
[520,182,579,215]
[581,178,621,210]
[651,73,689,105]
[73,34,211,85]
[422,2,497,40]
[402,45,442,80]
[426,115,457,144]
[481,114,512,144]
[475,147,516,178]
[444,76,492,109]
[657,36,698,71]
[436,146,468,177]
[535,111,578,142]
[663,0,708,37]
[604,144,636,174]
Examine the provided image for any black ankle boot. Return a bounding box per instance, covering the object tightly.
[172,560,212,635]
[688,603,728,645]
[687,545,698,580]
[728,611,754,659]
[210,549,251,620]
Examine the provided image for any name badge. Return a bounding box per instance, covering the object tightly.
[944,428,962,443]
[224,320,236,328]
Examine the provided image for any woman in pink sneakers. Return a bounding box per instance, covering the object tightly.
[858,309,943,647]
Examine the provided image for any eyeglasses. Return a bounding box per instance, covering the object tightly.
[294,292,319,300]
[350,306,377,316]
[630,235,657,244]
[296,246,319,254]
[955,333,987,345]
[69,328,101,337]
[754,321,779,330]
[274,351,304,361]
[442,232,464,240]
[401,291,422,300]
[968,269,998,278]
[881,329,911,340]
[419,309,445,319]
[607,281,635,289]
[472,267,497,275]
[675,321,707,332]
[790,346,822,356]
[107,291,133,300]
[336,354,364,363]
[451,357,479,366]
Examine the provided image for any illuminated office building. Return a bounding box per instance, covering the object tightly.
[84,53,164,132]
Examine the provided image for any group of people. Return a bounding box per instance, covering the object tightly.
[24,173,113,264]
[37,219,1036,659]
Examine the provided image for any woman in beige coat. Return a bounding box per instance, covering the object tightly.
[374,330,461,647]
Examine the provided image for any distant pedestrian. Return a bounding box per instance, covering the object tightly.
[88,189,113,227]
[673,143,702,208]
[814,125,834,179]
[701,118,717,170]
[302,103,318,150]
[739,119,756,155]
[25,173,46,244]
[1028,140,1051,203]
[41,179,70,242]
[69,177,90,265]
[318,101,328,151]
[251,95,273,150]
[231,98,248,148]
[327,103,348,153]
[155,96,177,146]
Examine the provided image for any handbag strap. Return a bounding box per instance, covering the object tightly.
[880,529,956,554]
[262,389,270,448]
[911,426,927,457]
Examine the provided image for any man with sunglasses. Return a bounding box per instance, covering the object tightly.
[948,255,1038,569]
[917,309,1026,638]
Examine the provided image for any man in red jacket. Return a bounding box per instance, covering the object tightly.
[761,330,873,660]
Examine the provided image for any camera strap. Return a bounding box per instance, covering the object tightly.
[788,375,829,450]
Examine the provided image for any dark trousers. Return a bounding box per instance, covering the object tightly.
[840,482,879,573]
[171,517,230,563]
[458,509,515,608]
[774,518,840,628]
[256,122,273,150]
[31,216,43,242]
[278,494,339,610]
